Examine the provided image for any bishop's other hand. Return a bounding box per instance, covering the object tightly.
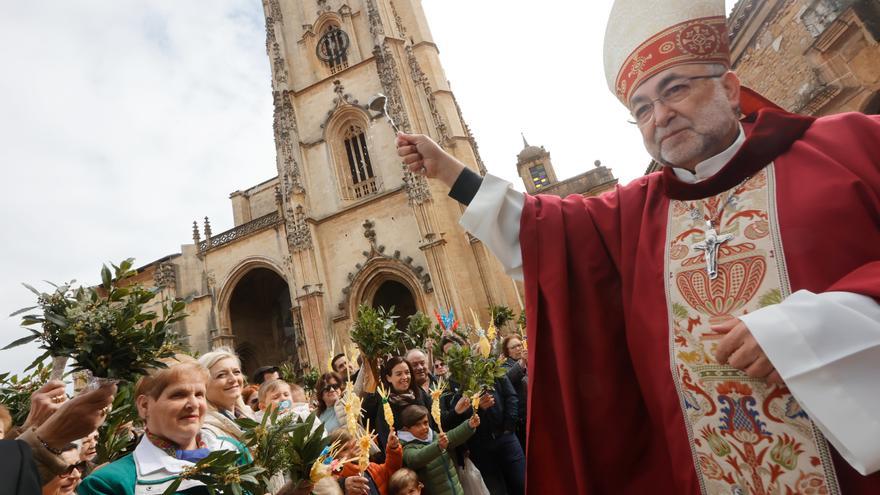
[713,317,783,385]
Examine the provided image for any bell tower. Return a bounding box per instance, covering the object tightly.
[255,0,520,367]
[516,134,558,194]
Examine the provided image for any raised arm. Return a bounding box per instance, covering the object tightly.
[397,133,525,280]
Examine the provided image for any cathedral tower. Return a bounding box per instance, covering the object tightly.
[229,0,519,370]
[137,0,523,375]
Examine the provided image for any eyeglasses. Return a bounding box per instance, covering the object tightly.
[434,362,446,369]
[62,461,88,477]
[627,74,724,125]
[322,383,340,393]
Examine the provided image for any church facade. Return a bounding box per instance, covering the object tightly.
[134,0,527,375]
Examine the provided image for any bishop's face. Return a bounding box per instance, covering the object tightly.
[629,63,741,172]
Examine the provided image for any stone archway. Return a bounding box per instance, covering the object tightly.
[370,279,418,332]
[224,267,298,377]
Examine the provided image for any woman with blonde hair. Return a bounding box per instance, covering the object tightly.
[196,349,293,494]
[196,347,255,442]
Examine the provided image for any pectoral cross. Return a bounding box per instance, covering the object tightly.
[692,221,734,280]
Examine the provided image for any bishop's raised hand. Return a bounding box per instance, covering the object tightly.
[396,132,465,188]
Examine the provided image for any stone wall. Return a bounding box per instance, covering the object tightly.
[731,0,880,115]
[541,165,618,198]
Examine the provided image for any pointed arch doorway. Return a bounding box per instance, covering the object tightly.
[226,267,300,376]
[371,279,418,332]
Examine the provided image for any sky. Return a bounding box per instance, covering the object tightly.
[0,0,737,375]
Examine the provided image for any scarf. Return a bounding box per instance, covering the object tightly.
[145,429,211,463]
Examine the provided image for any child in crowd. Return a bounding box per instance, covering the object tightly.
[322,428,403,495]
[288,382,313,419]
[256,379,294,420]
[398,405,479,495]
[388,468,423,495]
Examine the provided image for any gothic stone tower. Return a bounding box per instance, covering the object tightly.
[152,0,523,375]
[258,0,523,371]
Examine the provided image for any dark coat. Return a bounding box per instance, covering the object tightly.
[440,375,518,447]
[0,439,43,495]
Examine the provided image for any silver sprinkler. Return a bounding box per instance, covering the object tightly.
[367,93,400,134]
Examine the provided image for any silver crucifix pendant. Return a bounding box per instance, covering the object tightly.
[692,221,734,279]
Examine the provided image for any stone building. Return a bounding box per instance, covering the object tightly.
[135,0,526,376]
[515,135,617,198]
[647,0,880,174]
[730,0,880,115]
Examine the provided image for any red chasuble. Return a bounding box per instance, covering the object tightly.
[520,108,880,494]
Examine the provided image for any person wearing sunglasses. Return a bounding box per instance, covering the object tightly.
[41,445,84,495]
[431,359,448,381]
[315,371,344,435]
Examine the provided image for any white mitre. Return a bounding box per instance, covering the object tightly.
[603,0,730,106]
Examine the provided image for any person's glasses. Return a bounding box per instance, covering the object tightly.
[434,362,446,369]
[323,383,340,392]
[627,74,724,125]
[62,461,88,477]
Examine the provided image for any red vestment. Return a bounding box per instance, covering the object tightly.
[520,108,880,494]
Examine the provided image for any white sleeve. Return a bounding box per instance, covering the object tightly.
[739,290,880,475]
[459,174,526,281]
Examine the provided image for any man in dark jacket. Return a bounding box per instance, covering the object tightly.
[441,375,525,495]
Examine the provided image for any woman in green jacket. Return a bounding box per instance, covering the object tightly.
[78,356,249,495]
[398,405,480,495]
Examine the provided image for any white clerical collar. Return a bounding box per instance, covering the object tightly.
[671,125,745,183]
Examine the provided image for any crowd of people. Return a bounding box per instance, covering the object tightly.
[0,333,530,495]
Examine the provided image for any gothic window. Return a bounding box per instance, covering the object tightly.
[530,164,551,190]
[317,25,350,74]
[342,123,378,199]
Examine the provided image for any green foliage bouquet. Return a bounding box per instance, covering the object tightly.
[6,259,187,383]
[350,305,409,359]
[236,409,298,487]
[301,367,320,397]
[165,411,331,495]
[161,449,265,495]
[489,305,515,331]
[444,343,507,402]
[0,360,52,425]
[405,311,432,351]
[95,382,141,464]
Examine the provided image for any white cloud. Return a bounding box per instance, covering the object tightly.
[0,0,275,374]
